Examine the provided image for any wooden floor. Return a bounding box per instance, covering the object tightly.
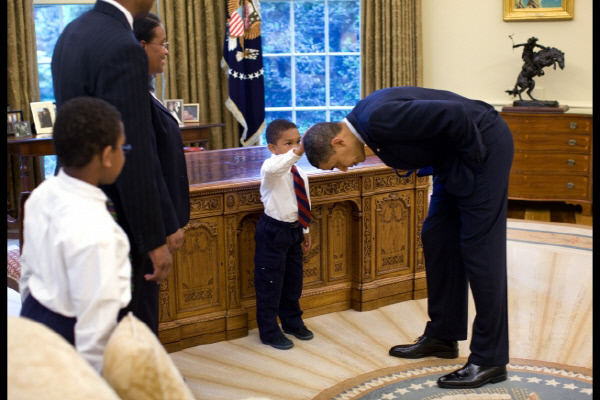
[171,217,592,400]
[507,199,592,227]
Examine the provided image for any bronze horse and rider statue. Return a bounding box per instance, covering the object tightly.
[506,37,565,107]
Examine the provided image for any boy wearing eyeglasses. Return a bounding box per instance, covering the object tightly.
[20,97,132,374]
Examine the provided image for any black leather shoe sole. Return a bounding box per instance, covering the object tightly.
[437,365,507,389]
[438,372,506,389]
[389,348,458,359]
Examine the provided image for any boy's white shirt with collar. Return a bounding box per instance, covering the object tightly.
[19,168,132,374]
[260,148,311,234]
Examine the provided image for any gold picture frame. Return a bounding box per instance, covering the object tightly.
[503,0,574,21]
[183,103,200,123]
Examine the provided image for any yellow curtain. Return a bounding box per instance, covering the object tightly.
[7,0,39,121]
[361,0,423,97]
[157,0,238,149]
[7,0,43,219]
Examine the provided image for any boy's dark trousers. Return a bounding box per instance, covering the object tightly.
[254,213,305,342]
[21,294,76,345]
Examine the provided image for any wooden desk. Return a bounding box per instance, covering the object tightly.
[159,146,430,352]
[7,134,55,192]
[6,123,223,188]
[6,123,224,234]
[180,122,224,147]
[7,134,54,237]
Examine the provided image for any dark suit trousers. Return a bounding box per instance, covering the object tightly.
[118,251,159,335]
[254,214,305,342]
[422,120,514,366]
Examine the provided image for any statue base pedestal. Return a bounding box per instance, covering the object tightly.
[513,100,560,107]
[502,103,569,113]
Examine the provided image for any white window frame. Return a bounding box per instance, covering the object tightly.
[262,0,361,122]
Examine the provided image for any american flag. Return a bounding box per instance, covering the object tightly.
[229,11,244,37]
[221,1,265,146]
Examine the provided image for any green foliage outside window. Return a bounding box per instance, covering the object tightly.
[34,4,93,178]
[33,1,360,163]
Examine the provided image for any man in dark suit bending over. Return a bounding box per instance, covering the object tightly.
[52,0,183,335]
[303,87,514,389]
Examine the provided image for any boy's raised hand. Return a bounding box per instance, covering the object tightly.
[294,136,305,156]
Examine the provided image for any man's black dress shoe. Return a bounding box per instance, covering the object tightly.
[389,335,458,359]
[437,363,507,388]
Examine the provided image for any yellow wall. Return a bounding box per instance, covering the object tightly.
[422,1,592,108]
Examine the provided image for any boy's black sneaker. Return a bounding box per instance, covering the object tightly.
[261,335,294,350]
[284,325,314,340]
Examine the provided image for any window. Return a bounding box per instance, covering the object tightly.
[34,1,94,102]
[33,1,94,177]
[261,0,361,141]
[33,1,361,151]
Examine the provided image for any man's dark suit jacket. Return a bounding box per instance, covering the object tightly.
[52,1,167,254]
[150,95,190,233]
[346,87,503,197]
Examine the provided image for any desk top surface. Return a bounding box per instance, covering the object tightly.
[185,145,393,187]
[7,123,222,144]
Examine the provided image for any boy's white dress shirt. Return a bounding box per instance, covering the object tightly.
[19,168,132,373]
[260,149,311,234]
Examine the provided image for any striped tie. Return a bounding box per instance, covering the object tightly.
[291,165,311,229]
[106,198,118,221]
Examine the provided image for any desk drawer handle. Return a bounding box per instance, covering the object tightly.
[569,122,578,129]
[568,139,577,146]
[566,182,575,190]
[567,159,575,166]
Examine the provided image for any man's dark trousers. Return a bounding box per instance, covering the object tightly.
[422,117,514,367]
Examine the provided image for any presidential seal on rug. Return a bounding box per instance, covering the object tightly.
[313,358,592,400]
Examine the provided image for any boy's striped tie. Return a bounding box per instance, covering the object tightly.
[291,165,310,229]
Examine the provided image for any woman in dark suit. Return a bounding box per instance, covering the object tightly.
[134,13,190,252]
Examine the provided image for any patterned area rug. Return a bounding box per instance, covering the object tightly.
[313,358,592,400]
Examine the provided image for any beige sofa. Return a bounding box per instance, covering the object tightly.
[7,312,196,400]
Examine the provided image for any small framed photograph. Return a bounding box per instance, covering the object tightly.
[30,101,56,134]
[7,110,23,124]
[183,103,200,123]
[13,121,33,138]
[165,99,184,125]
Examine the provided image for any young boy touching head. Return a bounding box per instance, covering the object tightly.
[254,119,314,350]
[19,97,132,374]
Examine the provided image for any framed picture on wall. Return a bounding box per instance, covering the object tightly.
[503,0,574,21]
[183,104,200,123]
[30,101,56,134]
[165,99,184,125]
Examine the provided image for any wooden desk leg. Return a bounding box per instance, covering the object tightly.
[7,156,35,240]
[7,215,19,239]
[580,203,592,217]
[20,155,34,191]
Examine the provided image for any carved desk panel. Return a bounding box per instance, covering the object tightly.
[159,146,429,352]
